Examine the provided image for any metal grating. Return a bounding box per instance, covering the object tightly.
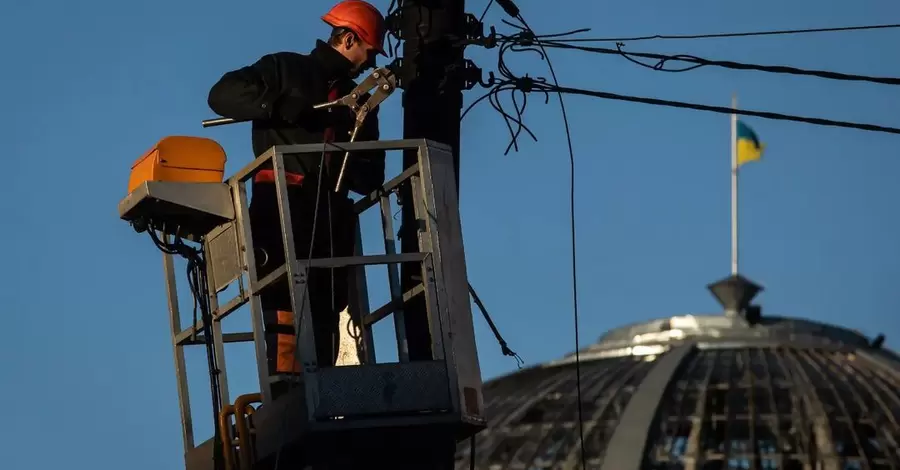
[645,348,900,470]
[455,355,657,469]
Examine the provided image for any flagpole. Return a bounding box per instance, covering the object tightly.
[731,95,739,276]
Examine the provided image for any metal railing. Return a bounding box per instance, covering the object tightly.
[156,139,486,467]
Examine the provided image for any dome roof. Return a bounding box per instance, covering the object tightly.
[455,312,900,470]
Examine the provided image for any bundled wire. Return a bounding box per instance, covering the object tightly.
[467,25,900,137]
[463,6,589,468]
[148,230,225,470]
[384,0,405,59]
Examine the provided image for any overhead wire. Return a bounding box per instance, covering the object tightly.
[528,38,900,86]
[507,15,589,470]
[546,82,900,135]
[478,0,495,23]
[542,22,900,43]
[272,143,329,470]
[478,27,900,136]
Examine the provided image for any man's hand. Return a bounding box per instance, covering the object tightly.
[276,94,357,130]
[276,95,320,126]
[322,106,357,130]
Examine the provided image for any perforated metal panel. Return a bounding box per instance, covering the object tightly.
[205,222,241,293]
[314,362,452,418]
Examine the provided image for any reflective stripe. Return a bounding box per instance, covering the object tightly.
[274,310,301,374]
[253,169,305,185]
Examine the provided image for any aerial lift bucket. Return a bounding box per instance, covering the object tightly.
[119,137,487,469]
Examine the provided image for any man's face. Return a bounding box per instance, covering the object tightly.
[338,32,378,77]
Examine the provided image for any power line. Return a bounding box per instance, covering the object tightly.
[478,0,495,22]
[523,39,900,86]
[542,23,900,43]
[552,85,900,135]
[481,55,896,135]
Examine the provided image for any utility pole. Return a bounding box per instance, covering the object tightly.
[396,0,467,467]
[397,2,465,360]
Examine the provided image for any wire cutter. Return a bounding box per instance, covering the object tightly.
[312,66,397,192]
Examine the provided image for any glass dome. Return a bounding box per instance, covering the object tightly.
[455,312,900,470]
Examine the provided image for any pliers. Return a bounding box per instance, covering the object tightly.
[312,66,397,192]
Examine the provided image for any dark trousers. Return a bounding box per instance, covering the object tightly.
[248,182,355,396]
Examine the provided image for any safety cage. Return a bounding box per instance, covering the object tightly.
[118,138,486,469]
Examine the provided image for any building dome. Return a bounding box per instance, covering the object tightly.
[455,279,900,469]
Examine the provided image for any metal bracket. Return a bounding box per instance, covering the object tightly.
[385,9,403,40]
[458,13,497,49]
[463,13,483,42]
[443,59,489,91]
[386,57,408,90]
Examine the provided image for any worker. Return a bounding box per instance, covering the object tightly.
[206,0,388,398]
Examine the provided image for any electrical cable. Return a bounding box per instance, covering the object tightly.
[148,230,226,470]
[473,38,900,137]
[384,0,404,59]
[511,15,588,470]
[541,22,900,43]
[461,5,587,466]
[471,6,588,467]
[529,39,900,86]
[460,11,900,470]
[545,83,900,135]
[469,283,523,366]
[478,0,495,23]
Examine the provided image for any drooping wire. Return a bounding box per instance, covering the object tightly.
[467,11,588,469]
[460,38,548,154]
[481,28,900,135]
[148,230,225,470]
[511,14,587,470]
[469,283,523,367]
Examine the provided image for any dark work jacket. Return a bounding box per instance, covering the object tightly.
[207,40,385,197]
[207,41,380,285]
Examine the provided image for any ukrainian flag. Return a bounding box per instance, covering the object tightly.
[736,119,764,166]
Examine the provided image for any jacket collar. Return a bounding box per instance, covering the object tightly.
[310,40,354,82]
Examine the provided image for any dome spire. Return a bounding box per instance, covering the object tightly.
[707,273,763,319]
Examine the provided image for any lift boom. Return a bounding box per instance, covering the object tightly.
[119,137,486,469]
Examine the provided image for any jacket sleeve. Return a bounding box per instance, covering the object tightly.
[207,53,314,123]
[345,105,386,195]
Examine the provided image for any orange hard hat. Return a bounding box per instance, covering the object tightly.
[322,0,387,56]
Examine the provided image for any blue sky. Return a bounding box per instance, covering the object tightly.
[2,0,900,468]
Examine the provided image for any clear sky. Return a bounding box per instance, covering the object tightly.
[2,0,899,468]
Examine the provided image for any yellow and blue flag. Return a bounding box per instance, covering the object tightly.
[736,119,764,166]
